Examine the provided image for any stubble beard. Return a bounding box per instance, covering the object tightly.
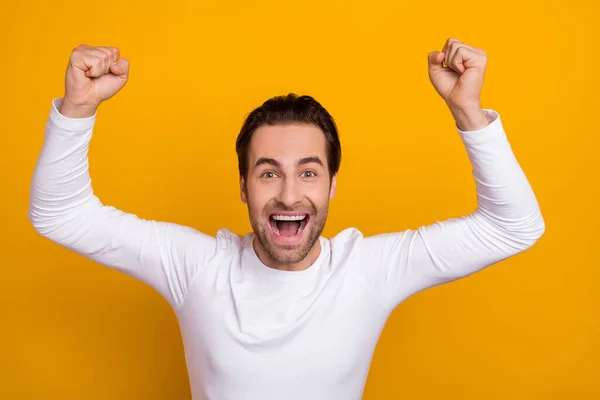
[249,201,328,266]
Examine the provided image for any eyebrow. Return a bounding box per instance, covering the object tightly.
[297,156,324,167]
[254,156,325,169]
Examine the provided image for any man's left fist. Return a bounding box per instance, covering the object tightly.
[428,38,487,112]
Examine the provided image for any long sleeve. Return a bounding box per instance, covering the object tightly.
[28,98,219,310]
[361,109,546,311]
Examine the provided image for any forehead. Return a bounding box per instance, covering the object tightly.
[248,123,327,163]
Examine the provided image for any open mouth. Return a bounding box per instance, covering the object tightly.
[269,214,309,237]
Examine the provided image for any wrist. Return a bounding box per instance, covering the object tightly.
[59,98,98,119]
[448,104,489,131]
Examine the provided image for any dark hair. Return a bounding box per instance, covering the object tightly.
[236,93,341,179]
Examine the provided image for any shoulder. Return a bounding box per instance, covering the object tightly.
[182,228,245,261]
[327,227,414,266]
[214,228,246,253]
[326,228,367,264]
[329,227,365,245]
[328,227,410,249]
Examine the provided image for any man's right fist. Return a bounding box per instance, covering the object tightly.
[60,45,129,118]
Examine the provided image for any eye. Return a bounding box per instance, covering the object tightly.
[301,171,317,178]
[261,171,278,179]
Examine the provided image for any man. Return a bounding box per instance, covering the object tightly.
[29,38,545,399]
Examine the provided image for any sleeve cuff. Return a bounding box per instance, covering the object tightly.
[456,109,506,145]
[49,98,97,132]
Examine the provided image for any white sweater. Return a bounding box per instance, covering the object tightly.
[29,98,545,400]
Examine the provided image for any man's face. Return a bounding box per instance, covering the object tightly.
[241,123,336,267]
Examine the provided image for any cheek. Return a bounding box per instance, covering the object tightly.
[246,178,331,209]
[247,181,277,209]
[305,182,332,205]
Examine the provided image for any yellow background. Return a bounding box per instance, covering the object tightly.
[1,0,598,398]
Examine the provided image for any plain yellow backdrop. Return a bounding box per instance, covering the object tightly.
[1,0,598,398]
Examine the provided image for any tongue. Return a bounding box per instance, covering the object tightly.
[277,221,300,236]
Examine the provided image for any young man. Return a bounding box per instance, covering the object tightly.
[29,38,545,399]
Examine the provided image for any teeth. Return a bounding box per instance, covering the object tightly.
[272,215,306,221]
[297,218,306,235]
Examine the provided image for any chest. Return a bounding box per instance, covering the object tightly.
[179,270,389,387]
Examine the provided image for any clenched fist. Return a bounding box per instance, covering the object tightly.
[428,38,489,131]
[60,45,129,118]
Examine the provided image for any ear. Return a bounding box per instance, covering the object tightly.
[240,176,248,204]
[329,174,337,200]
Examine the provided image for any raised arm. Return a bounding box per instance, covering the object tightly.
[28,45,218,310]
[361,39,545,310]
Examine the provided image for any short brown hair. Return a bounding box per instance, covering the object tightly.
[235,93,341,179]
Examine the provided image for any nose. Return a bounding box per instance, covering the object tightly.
[276,177,303,209]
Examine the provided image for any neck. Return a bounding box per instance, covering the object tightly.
[252,237,321,272]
